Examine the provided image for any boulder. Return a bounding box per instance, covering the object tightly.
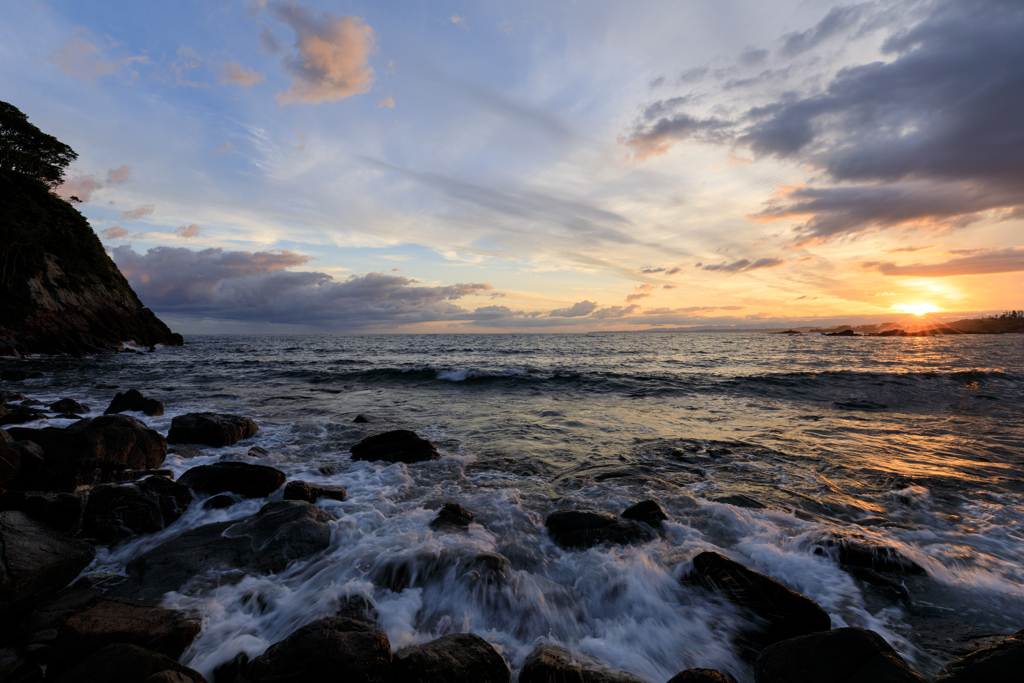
[0,490,85,533]
[16,583,103,639]
[353,414,369,423]
[166,413,258,447]
[712,495,767,510]
[0,647,43,682]
[118,501,336,599]
[6,415,167,492]
[49,399,90,415]
[236,617,390,683]
[82,476,193,543]
[621,499,668,527]
[1,370,44,382]
[0,427,12,444]
[213,653,249,683]
[429,502,473,532]
[545,510,654,549]
[667,670,737,683]
[933,628,1024,683]
[684,552,830,651]
[47,597,202,679]
[335,595,379,624]
[814,536,926,575]
[754,627,924,683]
[349,430,439,464]
[0,512,95,624]
[283,481,347,503]
[105,390,164,417]
[519,645,646,683]
[388,633,509,683]
[54,643,208,683]
[144,672,195,683]
[178,462,285,498]
[167,444,203,459]
[0,405,49,427]
[202,493,237,510]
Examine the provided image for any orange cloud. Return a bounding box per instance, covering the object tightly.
[48,29,147,83]
[106,165,131,183]
[625,292,651,302]
[121,205,155,221]
[377,96,395,108]
[176,224,202,238]
[101,226,130,240]
[635,284,657,292]
[220,61,265,87]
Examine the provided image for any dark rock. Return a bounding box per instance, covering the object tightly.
[318,465,337,476]
[105,390,164,417]
[283,481,347,503]
[213,652,249,683]
[202,493,238,510]
[247,446,270,458]
[1,370,44,382]
[47,597,201,679]
[0,428,12,444]
[6,414,167,492]
[0,512,95,625]
[335,595,379,624]
[429,502,473,532]
[545,510,654,549]
[933,628,1024,683]
[118,500,337,599]
[178,462,285,498]
[167,413,258,448]
[0,440,45,491]
[168,444,203,459]
[754,627,924,683]
[684,551,830,652]
[667,669,737,683]
[237,617,390,683]
[144,672,196,683]
[349,430,439,464]
[0,406,49,427]
[814,535,926,575]
[82,476,193,543]
[353,414,369,423]
[19,399,44,406]
[0,490,85,533]
[0,647,43,682]
[54,643,208,683]
[519,645,646,683]
[712,494,767,510]
[388,633,509,683]
[847,566,910,604]
[48,399,89,415]
[621,499,668,527]
[16,584,103,639]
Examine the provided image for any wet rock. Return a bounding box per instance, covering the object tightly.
[429,502,474,532]
[247,446,270,458]
[16,583,103,639]
[754,627,925,683]
[519,645,646,683]
[932,628,1024,683]
[54,643,209,683]
[388,632,509,683]
[7,415,167,492]
[0,441,45,492]
[168,444,203,459]
[236,617,390,683]
[621,499,668,527]
[283,480,347,503]
[353,414,369,423]
[0,428,12,444]
[1,370,44,382]
[105,389,164,417]
[847,566,910,605]
[144,672,195,683]
[667,669,737,683]
[0,647,43,682]
[0,512,95,624]
[202,493,238,510]
[178,461,285,498]
[0,405,48,427]
[814,535,926,575]
[545,510,654,549]
[47,597,202,679]
[712,494,767,510]
[82,476,193,543]
[0,490,85,533]
[118,500,337,599]
[167,412,258,447]
[350,430,439,464]
[49,399,89,415]
[213,653,249,683]
[684,552,830,652]
[335,595,379,625]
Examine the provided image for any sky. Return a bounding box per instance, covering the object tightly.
[3,0,1022,332]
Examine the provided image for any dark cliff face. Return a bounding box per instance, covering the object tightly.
[0,171,182,355]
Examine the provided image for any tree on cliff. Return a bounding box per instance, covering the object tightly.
[0,100,78,188]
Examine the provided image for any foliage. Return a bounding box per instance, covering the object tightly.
[996,310,1023,320]
[0,100,78,188]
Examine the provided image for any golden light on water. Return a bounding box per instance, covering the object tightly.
[893,303,939,316]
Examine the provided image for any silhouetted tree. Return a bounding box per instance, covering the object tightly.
[0,100,77,188]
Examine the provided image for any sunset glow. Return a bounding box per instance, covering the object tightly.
[894,303,940,316]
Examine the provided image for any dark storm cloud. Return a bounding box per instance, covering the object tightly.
[701,257,785,274]
[739,48,769,66]
[627,0,1024,242]
[863,247,1024,277]
[112,246,492,328]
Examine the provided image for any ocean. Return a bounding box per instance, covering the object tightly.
[13,332,1024,681]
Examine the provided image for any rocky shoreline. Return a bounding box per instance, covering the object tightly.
[1,378,1021,682]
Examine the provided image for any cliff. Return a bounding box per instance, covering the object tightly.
[0,171,182,356]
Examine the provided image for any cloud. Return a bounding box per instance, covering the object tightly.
[634,284,657,292]
[739,48,769,66]
[626,0,1024,242]
[625,292,651,302]
[643,305,743,315]
[106,165,131,183]
[258,24,281,53]
[215,141,235,155]
[220,62,265,87]
[701,257,785,274]
[176,224,202,238]
[377,96,395,108]
[450,15,469,29]
[663,285,678,290]
[592,304,640,319]
[100,226,130,240]
[48,29,147,83]
[863,247,1024,277]
[884,245,935,254]
[167,46,210,88]
[111,246,493,329]
[56,165,131,202]
[272,3,376,104]
[549,300,599,317]
[121,205,155,221]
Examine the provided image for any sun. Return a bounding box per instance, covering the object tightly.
[894,303,938,316]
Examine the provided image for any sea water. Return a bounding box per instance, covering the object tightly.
[10,332,1024,681]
